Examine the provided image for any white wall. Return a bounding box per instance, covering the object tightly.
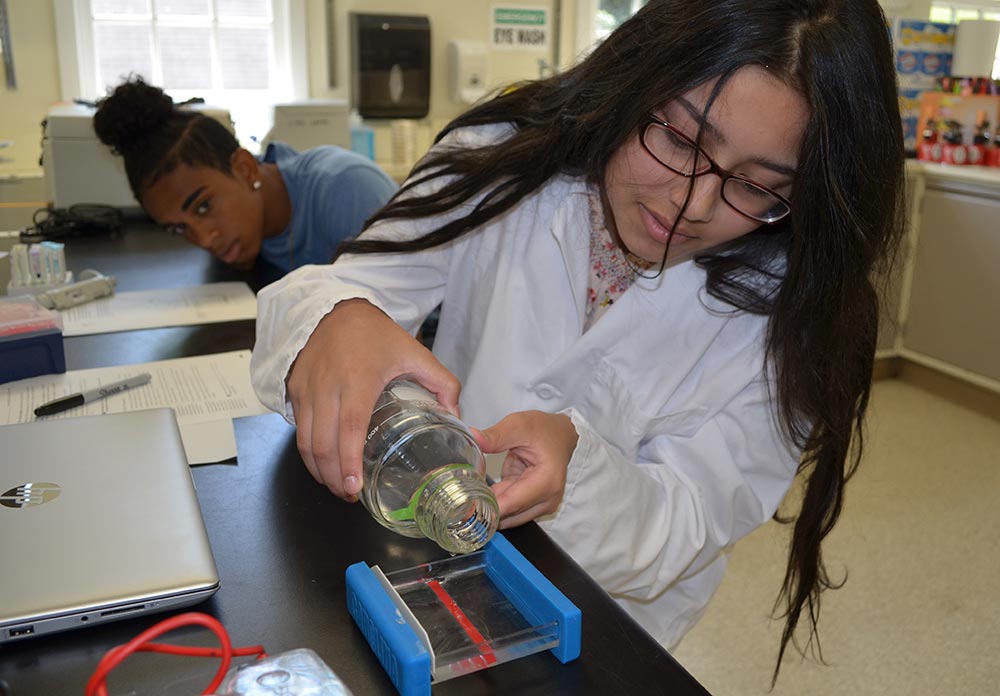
[880,0,933,20]
[0,1,62,227]
[309,1,557,119]
[0,1,561,182]
[0,0,948,183]
[0,0,62,178]
[308,0,558,166]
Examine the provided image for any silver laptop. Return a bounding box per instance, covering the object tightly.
[0,408,219,643]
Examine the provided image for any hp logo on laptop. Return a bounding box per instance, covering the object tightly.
[1,483,62,509]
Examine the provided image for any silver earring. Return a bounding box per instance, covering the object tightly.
[252,180,262,190]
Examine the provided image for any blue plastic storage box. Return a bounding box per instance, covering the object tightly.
[0,297,66,384]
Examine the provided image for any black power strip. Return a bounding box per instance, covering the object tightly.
[21,204,123,242]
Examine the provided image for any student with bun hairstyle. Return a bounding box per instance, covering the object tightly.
[251,0,906,679]
[93,77,397,273]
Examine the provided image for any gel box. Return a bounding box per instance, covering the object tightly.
[0,297,65,385]
[346,533,582,696]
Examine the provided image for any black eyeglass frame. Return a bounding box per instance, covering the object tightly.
[639,114,793,225]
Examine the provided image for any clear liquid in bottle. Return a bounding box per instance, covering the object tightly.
[360,379,498,554]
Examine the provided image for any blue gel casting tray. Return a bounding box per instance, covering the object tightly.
[346,532,582,696]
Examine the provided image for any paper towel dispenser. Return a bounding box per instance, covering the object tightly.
[350,13,431,119]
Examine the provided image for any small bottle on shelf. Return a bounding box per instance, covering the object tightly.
[348,109,375,161]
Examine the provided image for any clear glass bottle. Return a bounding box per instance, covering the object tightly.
[360,379,498,554]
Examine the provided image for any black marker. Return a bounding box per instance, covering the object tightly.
[34,373,153,417]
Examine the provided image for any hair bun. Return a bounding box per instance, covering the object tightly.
[93,76,177,154]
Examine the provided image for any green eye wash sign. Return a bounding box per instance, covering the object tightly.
[492,6,549,51]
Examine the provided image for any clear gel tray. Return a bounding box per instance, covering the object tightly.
[346,533,581,696]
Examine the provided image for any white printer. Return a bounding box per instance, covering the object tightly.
[260,100,351,153]
[42,103,234,210]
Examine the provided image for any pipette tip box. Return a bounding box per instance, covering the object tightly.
[346,532,582,696]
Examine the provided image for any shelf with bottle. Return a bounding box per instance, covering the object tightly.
[915,89,1000,167]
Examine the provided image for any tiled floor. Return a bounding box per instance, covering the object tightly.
[672,378,1000,695]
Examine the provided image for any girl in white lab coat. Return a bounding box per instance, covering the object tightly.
[250,0,905,678]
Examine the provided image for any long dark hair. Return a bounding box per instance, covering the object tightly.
[338,0,905,678]
[92,76,239,204]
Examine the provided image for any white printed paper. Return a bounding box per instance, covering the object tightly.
[0,350,269,464]
[60,282,257,336]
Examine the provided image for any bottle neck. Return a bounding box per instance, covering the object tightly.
[414,466,498,554]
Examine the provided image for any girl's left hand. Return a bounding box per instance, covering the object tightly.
[473,411,579,529]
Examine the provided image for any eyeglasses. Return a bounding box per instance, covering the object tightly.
[639,115,792,224]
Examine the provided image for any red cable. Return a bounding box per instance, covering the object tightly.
[84,612,267,696]
[129,642,266,658]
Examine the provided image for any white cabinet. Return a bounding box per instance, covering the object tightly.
[903,180,1000,383]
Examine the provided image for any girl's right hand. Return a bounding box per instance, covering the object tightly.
[285,298,461,501]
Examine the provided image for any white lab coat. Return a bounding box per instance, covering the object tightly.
[251,124,799,650]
